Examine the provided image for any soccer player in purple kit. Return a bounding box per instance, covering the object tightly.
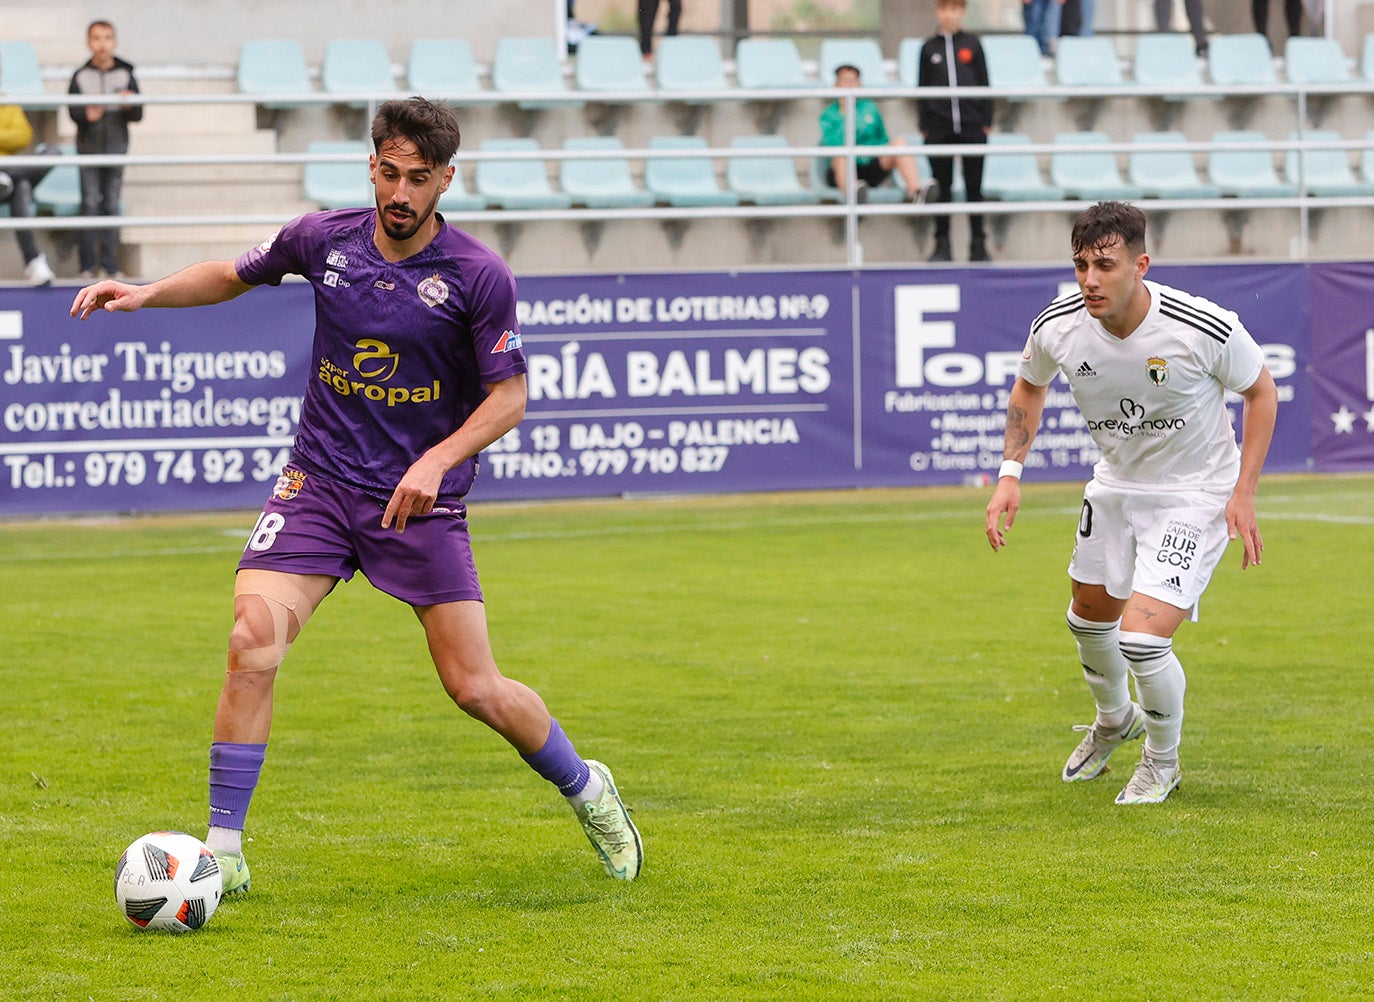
[70,97,642,890]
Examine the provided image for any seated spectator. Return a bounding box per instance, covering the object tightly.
[0,103,55,286]
[819,63,926,202]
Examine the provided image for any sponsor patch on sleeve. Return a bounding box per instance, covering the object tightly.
[491,330,523,353]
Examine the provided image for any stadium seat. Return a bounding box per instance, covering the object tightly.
[407,39,481,96]
[1283,130,1374,196]
[492,37,580,110]
[897,37,923,88]
[810,151,910,204]
[438,162,487,212]
[818,38,888,86]
[559,137,654,208]
[322,39,397,104]
[303,141,374,210]
[475,138,573,210]
[1207,130,1297,197]
[1362,34,1374,83]
[1283,36,1351,85]
[982,132,1062,201]
[1131,33,1206,98]
[1361,129,1374,186]
[726,135,825,205]
[1054,36,1125,87]
[32,146,82,216]
[1128,131,1221,198]
[654,36,728,99]
[735,38,807,90]
[980,34,1050,101]
[1207,34,1278,87]
[644,136,740,207]
[1050,131,1144,200]
[237,39,313,108]
[575,35,649,94]
[0,40,44,97]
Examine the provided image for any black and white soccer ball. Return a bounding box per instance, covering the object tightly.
[114,831,222,932]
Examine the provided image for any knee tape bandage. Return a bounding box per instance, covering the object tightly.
[229,577,318,673]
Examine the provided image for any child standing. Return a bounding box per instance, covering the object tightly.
[68,19,142,278]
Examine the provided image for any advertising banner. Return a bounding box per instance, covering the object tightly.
[0,261,1350,517]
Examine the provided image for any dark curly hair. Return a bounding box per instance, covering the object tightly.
[370,97,461,168]
[1070,201,1147,258]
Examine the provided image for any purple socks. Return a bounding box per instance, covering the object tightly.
[208,741,267,831]
[520,719,590,797]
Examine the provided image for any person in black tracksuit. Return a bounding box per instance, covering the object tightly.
[917,0,994,263]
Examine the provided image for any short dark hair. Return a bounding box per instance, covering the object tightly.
[370,97,461,169]
[1071,201,1147,258]
[87,19,115,35]
[834,63,862,79]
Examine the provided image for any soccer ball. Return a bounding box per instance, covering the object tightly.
[114,831,222,932]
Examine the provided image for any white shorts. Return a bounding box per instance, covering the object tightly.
[1067,479,1231,616]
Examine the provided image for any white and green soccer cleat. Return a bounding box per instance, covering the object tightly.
[575,761,642,881]
[1115,752,1181,805]
[1061,703,1146,782]
[214,850,251,895]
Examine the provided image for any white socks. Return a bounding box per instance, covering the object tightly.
[1066,607,1132,727]
[1119,631,1186,760]
[206,825,243,854]
[566,763,605,809]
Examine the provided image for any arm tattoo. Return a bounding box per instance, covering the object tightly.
[1005,403,1032,453]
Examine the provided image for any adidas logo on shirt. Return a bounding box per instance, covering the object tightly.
[1075,361,1098,378]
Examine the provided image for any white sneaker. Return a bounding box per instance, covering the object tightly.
[24,253,55,287]
[1115,752,1181,805]
[1062,703,1146,782]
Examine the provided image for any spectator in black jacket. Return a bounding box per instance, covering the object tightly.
[68,19,142,278]
[917,0,993,262]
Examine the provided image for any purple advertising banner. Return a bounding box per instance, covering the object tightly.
[853,263,1310,487]
[0,261,1351,517]
[1308,263,1374,470]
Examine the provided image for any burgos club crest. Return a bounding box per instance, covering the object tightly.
[1146,356,1169,386]
[417,274,449,308]
[273,469,307,501]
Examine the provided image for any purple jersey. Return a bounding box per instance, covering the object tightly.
[235,208,526,502]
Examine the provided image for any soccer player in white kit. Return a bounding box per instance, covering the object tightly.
[985,202,1278,804]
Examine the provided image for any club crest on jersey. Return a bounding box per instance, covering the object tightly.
[273,469,307,501]
[417,274,449,308]
[491,330,523,354]
[1146,356,1169,386]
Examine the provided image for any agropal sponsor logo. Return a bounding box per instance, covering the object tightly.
[316,338,440,407]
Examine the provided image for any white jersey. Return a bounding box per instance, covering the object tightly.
[1019,279,1265,494]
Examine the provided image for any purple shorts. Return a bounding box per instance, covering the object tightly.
[237,467,483,605]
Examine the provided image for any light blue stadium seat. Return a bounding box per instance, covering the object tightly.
[809,152,909,204]
[322,39,397,105]
[1207,130,1297,196]
[303,141,373,210]
[560,137,653,208]
[981,35,1051,102]
[32,146,82,216]
[475,138,573,210]
[982,132,1062,201]
[897,37,923,88]
[1128,131,1221,198]
[1283,36,1351,85]
[438,161,487,212]
[655,36,728,99]
[818,38,888,86]
[644,136,739,207]
[1050,131,1144,199]
[1362,35,1374,83]
[0,40,44,97]
[575,35,649,93]
[407,39,480,95]
[1132,33,1206,99]
[725,135,824,205]
[1283,130,1373,196]
[1361,129,1374,186]
[237,39,313,109]
[735,38,807,89]
[492,37,581,110]
[1055,36,1124,87]
[1208,34,1278,87]
[903,133,963,201]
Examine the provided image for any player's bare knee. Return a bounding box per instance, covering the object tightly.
[441,671,500,719]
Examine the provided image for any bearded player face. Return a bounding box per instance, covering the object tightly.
[370,137,451,244]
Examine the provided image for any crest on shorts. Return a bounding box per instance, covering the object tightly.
[1146,356,1169,385]
[273,469,307,501]
[417,274,449,308]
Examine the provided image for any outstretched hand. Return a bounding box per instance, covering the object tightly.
[70,280,149,320]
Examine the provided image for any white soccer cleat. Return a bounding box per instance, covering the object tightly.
[1115,752,1182,805]
[575,760,642,880]
[24,253,54,287]
[1062,703,1146,782]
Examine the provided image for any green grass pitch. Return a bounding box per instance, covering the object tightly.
[2,475,1371,1000]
